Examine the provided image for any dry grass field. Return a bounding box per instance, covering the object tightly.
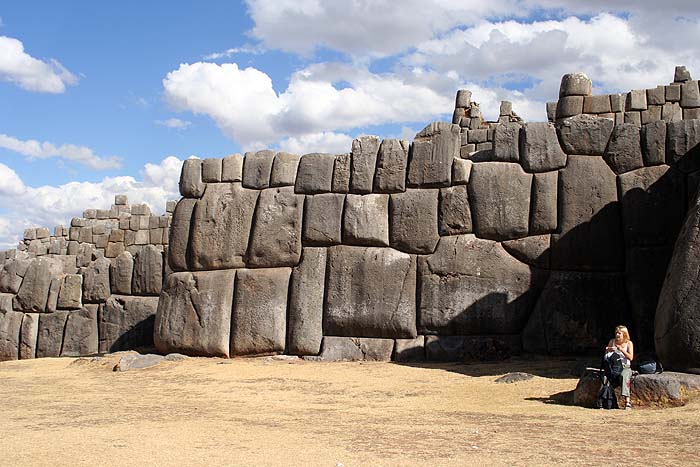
[1,355,698,467]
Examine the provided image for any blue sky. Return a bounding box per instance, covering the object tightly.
[0,0,698,248]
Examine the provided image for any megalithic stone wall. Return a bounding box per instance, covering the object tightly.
[154,67,700,363]
[0,196,176,361]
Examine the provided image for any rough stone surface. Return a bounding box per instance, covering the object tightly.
[468,162,532,241]
[201,158,222,183]
[641,120,666,166]
[231,268,290,356]
[155,270,235,358]
[287,248,326,356]
[666,119,700,173]
[270,152,300,187]
[110,251,133,295]
[350,136,381,194]
[438,185,472,236]
[318,336,394,362]
[82,257,111,303]
[190,183,259,270]
[452,158,472,185]
[389,189,439,254]
[556,96,584,119]
[36,311,69,358]
[343,194,390,247]
[331,153,351,193]
[520,122,566,172]
[559,73,592,97]
[419,235,541,336]
[325,246,416,339]
[14,258,63,312]
[502,235,551,269]
[0,259,30,294]
[522,272,628,354]
[242,150,275,189]
[393,336,425,362]
[374,139,409,193]
[551,156,623,271]
[0,310,23,361]
[168,198,196,272]
[603,123,644,174]
[113,353,164,371]
[530,172,558,235]
[681,80,700,108]
[556,114,614,156]
[295,153,335,194]
[179,159,205,198]
[101,295,159,352]
[492,123,521,162]
[19,313,39,359]
[583,95,611,113]
[61,305,98,356]
[221,154,243,182]
[302,193,344,246]
[132,245,163,295]
[57,274,82,309]
[407,122,460,187]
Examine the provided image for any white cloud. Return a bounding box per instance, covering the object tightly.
[0,134,122,170]
[278,131,353,154]
[155,118,192,129]
[0,36,78,93]
[0,156,183,250]
[203,44,265,60]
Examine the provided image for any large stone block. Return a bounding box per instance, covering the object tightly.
[231,268,290,356]
[492,123,521,162]
[132,245,163,295]
[0,293,12,312]
[551,156,623,271]
[419,235,540,336]
[556,114,614,156]
[101,295,159,352]
[82,257,111,303]
[201,158,222,183]
[0,310,23,361]
[603,123,644,174]
[287,248,326,356]
[57,274,82,309]
[556,96,583,119]
[242,149,275,189]
[520,122,566,172]
[393,336,425,362]
[522,272,628,355]
[407,122,460,187]
[270,152,300,187]
[36,311,69,358]
[502,235,551,269]
[389,189,439,254]
[110,251,133,295]
[179,159,205,198]
[190,183,259,270]
[350,136,380,193]
[559,73,592,97]
[154,270,235,357]
[666,119,700,173]
[221,153,243,182]
[530,172,558,235]
[302,193,344,246]
[167,198,196,272]
[618,165,686,247]
[331,153,351,193]
[374,139,409,193]
[61,305,98,357]
[641,120,666,166]
[0,258,30,294]
[19,313,39,359]
[438,185,472,236]
[318,336,394,362]
[325,246,417,338]
[468,162,532,241]
[680,80,700,108]
[248,187,304,267]
[295,153,335,194]
[14,258,63,312]
[343,194,390,247]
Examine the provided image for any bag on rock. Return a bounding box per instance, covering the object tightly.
[603,351,624,387]
[596,382,619,410]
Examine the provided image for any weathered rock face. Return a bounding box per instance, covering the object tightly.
[61,305,98,357]
[101,295,159,353]
[520,122,567,172]
[350,136,381,194]
[132,245,163,296]
[295,153,335,194]
[389,189,439,254]
[109,251,133,295]
[438,185,472,236]
[36,311,69,358]
[287,248,326,356]
[318,336,394,361]
[270,152,300,187]
[603,123,644,174]
[343,194,389,247]
[0,310,23,361]
[556,114,614,156]
[168,198,196,272]
[82,257,111,303]
[407,122,460,187]
[302,194,344,246]
[374,139,409,193]
[242,150,275,189]
[13,258,63,312]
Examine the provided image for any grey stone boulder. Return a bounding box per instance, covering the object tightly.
[0,310,23,361]
[201,158,222,183]
[36,311,69,358]
[520,122,566,172]
[529,172,558,235]
[550,156,623,271]
[618,165,685,247]
[57,274,82,309]
[641,120,666,166]
[242,149,275,189]
[425,335,467,361]
[393,336,425,362]
[556,96,583,119]
[452,158,472,184]
[603,123,644,174]
[101,295,159,353]
[19,313,39,359]
[82,257,112,303]
[0,293,12,312]
[113,353,164,372]
[468,162,532,241]
[189,183,259,270]
[132,245,163,296]
[248,187,304,268]
[295,153,335,194]
[325,246,417,338]
[61,305,98,357]
[221,153,243,182]
[318,336,394,362]
[559,73,592,97]
[155,270,235,358]
[343,194,390,247]
[109,251,133,295]
[502,235,551,269]
[655,191,700,372]
[179,159,205,198]
[492,123,521,162]
[407,122,460,187]
[302,193,344,246]
[331,153,351,193]
[374,139,409,193]
[270,152,300,187]
[438,185,473,236]
[0,258,30,294]
[13,257,63,312]
[556,114,614,156]
[287,248,326,356]
[230,268,290,356]
[389,189,440,254]
[419,235,541,336]
[666,119,700,173]
[167,198,196,272]
[350,136,380,193]
[681,80,700,108]
[522,271,628,355]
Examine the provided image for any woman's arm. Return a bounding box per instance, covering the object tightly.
[605,339,615,352]
[616,341,634,361]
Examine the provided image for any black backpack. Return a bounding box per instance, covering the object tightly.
[596,382,619,409]
[603,352,624,388]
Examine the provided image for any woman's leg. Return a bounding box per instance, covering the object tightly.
[621,367,632,407]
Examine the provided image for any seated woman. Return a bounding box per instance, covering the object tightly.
[605,325,634,409]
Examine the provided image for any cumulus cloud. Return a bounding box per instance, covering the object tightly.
[0,134,122,170]
[155,118,192,129]
[0,36,78,93]
[0,157,183,250]
[278,131,353,155]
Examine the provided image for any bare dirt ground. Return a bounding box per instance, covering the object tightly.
[1,355,699,467]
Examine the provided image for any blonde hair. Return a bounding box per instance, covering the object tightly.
[615,325,630,343]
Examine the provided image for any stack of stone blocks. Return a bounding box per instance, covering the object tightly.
[0,196,176,360]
